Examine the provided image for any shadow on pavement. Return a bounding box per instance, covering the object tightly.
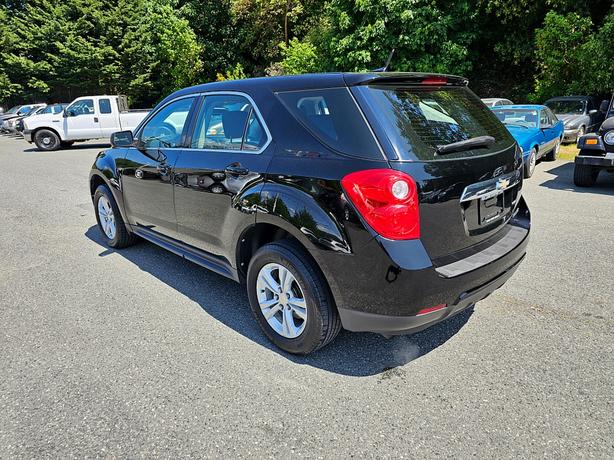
[85,225,472,377]
[538,162,614,195]
[22,143,111,153]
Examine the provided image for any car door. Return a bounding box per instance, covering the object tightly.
[173,92,273,258]
[121,95,197,240]
[538,109,553,155]
[63,98,100,139]
[97,97,118,139]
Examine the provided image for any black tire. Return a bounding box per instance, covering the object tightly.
[573,163,599,187]
[246,239,341,355]
[524,148,536,178]
[34,129,60,151]
[60,141,74,148]
[545,139,560,161]
[93,184,138,248]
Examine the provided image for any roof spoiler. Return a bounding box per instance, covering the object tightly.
[344,73,469,87]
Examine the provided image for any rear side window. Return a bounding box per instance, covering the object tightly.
[360,85,514,161]
[190,94,268,152]
[276,88,382,159]
[99,98,112,114]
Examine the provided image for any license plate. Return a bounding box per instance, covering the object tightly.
[479,194,505,224]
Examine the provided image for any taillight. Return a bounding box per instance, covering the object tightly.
[341,169,420,240]
[421,77,448,85]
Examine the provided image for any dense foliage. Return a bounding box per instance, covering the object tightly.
[0,0,612,108]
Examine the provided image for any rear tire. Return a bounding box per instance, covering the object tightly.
[93,184,138,248]
[573,163,599,187]
[34,129,60,151]
[524,148,537,178]
[246,239,341,355]
[545,139,560,161]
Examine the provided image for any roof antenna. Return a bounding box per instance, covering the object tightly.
[373,49,395,72]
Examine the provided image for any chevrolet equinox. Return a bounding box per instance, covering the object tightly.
[90,73,530,355]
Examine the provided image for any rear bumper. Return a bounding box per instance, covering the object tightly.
[339,254,524,335]
[317,197,530,335]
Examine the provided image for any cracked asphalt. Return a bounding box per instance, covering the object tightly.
[0,135,612,458]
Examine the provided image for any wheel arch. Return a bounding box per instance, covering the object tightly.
[89,159,130,226]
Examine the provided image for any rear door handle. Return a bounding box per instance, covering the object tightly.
[225,164,249,176]
[94,117,99,123]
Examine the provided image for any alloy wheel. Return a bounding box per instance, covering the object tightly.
[529,149,536,175]
[97,195,117,240]
[256,263,307,339]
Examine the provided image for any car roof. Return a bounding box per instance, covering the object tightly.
[492,104,544,110]
[163,72,469,103]
[545,96,589,101]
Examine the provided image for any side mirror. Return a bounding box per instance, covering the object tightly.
[599,100,609,113]
[110,130,135,148]
[64,109,75,118]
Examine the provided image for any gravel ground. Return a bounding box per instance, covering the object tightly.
[0,135,612,458]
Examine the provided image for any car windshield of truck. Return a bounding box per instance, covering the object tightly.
[492,109,538,129]
[361,85,514,161]
[6,106,19,114]
[546,100,585,114]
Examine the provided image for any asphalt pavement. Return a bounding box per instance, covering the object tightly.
[0,135,612,458]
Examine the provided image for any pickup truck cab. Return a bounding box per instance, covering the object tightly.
[23,95,150,151]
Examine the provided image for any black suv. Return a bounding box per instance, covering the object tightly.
[574,95,614,187]
[90,73,530,354]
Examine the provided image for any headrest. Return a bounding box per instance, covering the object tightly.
[222,111,248,139]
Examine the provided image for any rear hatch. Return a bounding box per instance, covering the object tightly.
[351,77,523,260]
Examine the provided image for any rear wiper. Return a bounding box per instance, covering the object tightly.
[436,135,495,156]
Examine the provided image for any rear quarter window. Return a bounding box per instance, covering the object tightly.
[359,85,515,161]
[276,88,383,160]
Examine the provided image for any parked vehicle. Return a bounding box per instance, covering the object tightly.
[15,104,68,134]
[544,96,608,143]
[0,104,44,132]
[481,98,514,107]
[23,95,150,151]
[573,95,614,187]
[90,73,530,355]
[491,105,564,178]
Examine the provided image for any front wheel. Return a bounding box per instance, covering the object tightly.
[93,185,138,248]
[34,129,60,151]
[573,163,599,187]
[247,239,341,355]
[524,148,537,178]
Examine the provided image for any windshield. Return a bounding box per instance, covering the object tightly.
[546,100,585,114]
[492,109,538,128]
[6,106,20,114]
[359,85,514,161]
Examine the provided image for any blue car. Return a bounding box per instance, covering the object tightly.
[491,105,564,178]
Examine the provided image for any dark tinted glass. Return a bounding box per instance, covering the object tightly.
[99,98,112,114]
[277,88,382,159]
[362,85,514,161]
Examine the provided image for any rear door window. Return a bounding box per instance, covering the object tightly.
[190,94,268,152]
[358,85,514,161]
[276,88,382,160]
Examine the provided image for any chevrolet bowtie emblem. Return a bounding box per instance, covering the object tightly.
[497,178,510,190]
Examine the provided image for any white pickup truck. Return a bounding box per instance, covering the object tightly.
[23,95,150,151]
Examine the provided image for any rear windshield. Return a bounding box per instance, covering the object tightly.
[360,85,514,161]
[276,88,382,160]
[545,100,585,114]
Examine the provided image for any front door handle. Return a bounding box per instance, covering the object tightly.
[225,164,249,176]
[94,117,99,123]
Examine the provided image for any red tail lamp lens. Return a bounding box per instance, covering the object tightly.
[341,169,420,240]
[417,304,447,316]
[422,77,448,85]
